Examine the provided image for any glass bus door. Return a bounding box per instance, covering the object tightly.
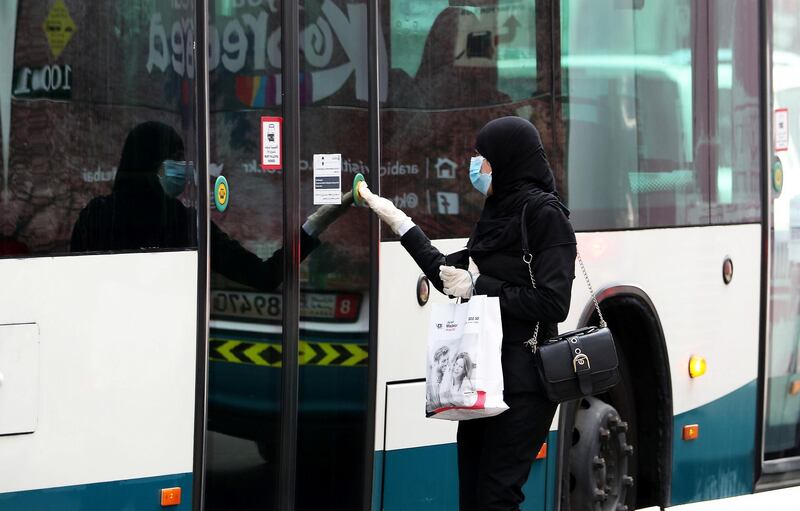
[294,0,375,507]
[202,0,377,509]
[202,0,285,507]
[764,0,800,473]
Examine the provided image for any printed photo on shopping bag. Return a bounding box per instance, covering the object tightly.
[426,332,480,414]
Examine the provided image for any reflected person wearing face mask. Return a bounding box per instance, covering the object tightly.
[70,121,197,251]
[71,121,352,292]
[159,160,191,199]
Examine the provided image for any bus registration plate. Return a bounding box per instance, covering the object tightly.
[211,290,361,322]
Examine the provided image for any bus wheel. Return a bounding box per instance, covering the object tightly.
[569,396,634,511]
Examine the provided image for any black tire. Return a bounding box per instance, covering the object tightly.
[597,344,639,509]
[561,325,640,511]
[568,396,635,511]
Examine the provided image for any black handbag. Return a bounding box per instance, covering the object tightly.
[520,203,620,403]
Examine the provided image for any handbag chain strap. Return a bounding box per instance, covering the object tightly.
[520,203,607,353]
[577,251,607,329]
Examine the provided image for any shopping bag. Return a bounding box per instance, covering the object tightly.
[425,295,508,420]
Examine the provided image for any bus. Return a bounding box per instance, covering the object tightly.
[1,0,800,510]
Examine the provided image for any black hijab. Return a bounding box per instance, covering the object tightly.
[468,117,572,254]
[113,121,185,192]
[71,122,192,252]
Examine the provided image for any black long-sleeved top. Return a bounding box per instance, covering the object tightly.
[209,222,319,291]
[401,202,576,391]
[70,184,319,292]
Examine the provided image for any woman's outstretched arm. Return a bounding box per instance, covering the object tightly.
[358,181,451,295]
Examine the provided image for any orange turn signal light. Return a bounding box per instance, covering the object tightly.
[688,356,707,378]
[536,442,547,460]
[161,487,182,507]
[790,380,800,396]
[682,424,699,441]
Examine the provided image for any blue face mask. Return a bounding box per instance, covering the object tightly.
[160,160,189,198]
[469,156,492,195]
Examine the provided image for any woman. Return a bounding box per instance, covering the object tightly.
[358,116,577,510]
[427,345,451,412]
[448,352,477,407]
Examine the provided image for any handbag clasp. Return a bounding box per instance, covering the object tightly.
[573,353,591,372]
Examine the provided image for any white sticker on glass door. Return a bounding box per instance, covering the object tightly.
[313,154,342,205]
[776,108,789,152]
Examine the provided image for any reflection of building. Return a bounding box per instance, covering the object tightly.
[435,157,457,179]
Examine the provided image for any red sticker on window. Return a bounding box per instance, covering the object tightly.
[334,294,360,321]
[261,116,283,169]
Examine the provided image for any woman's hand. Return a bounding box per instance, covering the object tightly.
[439,264,480,298]
[357,181,413,235]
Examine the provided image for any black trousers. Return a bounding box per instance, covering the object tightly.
[457,391,557,511]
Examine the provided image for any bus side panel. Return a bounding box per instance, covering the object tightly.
[374,237,470,452]
[566,226,761,506]
[670,381,757,506]
[0,474,192,510]
[0,252,197,507]
[376,224,760,508]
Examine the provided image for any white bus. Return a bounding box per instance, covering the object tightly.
[1,0,799,510]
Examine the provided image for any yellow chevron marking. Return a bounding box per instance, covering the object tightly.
[317,342,339,366]
[244,342,271,366]
[217,340,241,363]
[298,341,315,365]
[210,338,367,367]
[266,345,283,367]
[341,343,368,366]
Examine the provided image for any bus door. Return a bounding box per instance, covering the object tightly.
[763,0,800,478]
[201,0,377,509]
[0,0,202,508]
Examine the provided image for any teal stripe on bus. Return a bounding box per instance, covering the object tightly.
[0,473,192,511]
[670,380,757,505]
[372,450,384,511]
[375,381,758,510]
[374,431,557,510]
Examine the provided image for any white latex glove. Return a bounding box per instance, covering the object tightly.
[469,257,480,276]
[357,181,413,235]
[303,190,354,237]
[439,265,479,299]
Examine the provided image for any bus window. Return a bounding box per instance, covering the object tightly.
[710,0,760,223]
[560,0,704,230]
[381,0,553,242]
[2,0,199,257]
